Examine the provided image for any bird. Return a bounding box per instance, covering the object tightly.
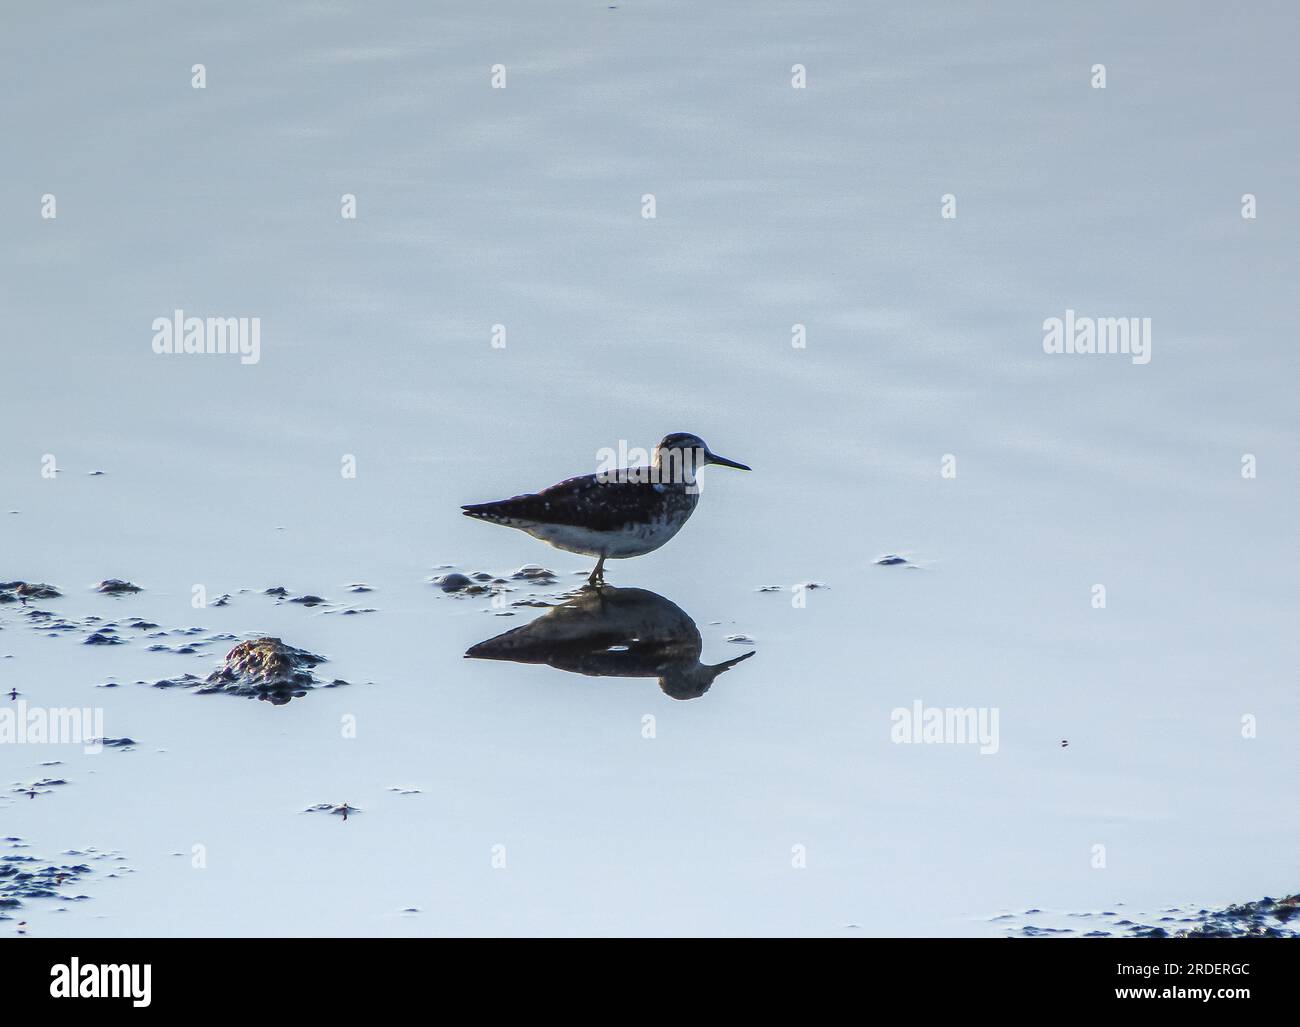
[462,432,750,585]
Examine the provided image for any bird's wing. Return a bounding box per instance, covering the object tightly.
[463,471,669,532]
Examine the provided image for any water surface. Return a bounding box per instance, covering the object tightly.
[2,0,1297,936]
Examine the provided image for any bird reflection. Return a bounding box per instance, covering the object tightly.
[466,585,755,700]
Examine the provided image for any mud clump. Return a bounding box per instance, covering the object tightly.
[83,631,125,646]
[10,778,67,799]
[1176,895,1300,938]
[0,582,62,603]
[430,565,549,599]
[511,564,558,585]
[96,579,142,595]
[0,856,93,913]
[94,737,137,750]
[433,572,475,593]
[1003,893,1300,938]
[0,839,126,923]
[214,638,323,690]
[303,802,360,819]
[149,637,346,705]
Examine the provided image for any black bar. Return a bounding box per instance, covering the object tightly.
[2,937,1294,1013]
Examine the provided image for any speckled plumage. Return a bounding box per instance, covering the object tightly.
[463,472,699,558]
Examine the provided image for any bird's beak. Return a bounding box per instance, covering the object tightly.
[705,450,751,471]
[710,650,756,673]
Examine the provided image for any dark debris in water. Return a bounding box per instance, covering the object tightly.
[511,564,558,585]
[83,631,126,646]
[146,642,209,654]
[257,587,366,613]
[4,582,369,700]
[147,637,347,705]
[1000,894,1300,938]
[434,572,475,593]
[430,564,560,601]
[262,587,334,608]
[0,581,62,603]
[10,778,67,799]
[0,857,93,914]
[0,839,125,922]
[92,737,137,750]
[96,579,142,595]
[1177,894,1300,938]
[304,802,360,819]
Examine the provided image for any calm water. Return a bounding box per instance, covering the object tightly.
[2,1,1297,936]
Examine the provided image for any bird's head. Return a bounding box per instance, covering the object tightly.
[651,433,751,484]
[660,650,756,701]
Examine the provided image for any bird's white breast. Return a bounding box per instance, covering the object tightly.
[521,513,690,559]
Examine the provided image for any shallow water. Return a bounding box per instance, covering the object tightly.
[2,1,1297,936]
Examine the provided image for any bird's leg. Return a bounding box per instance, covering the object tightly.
[587,554,607,588]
